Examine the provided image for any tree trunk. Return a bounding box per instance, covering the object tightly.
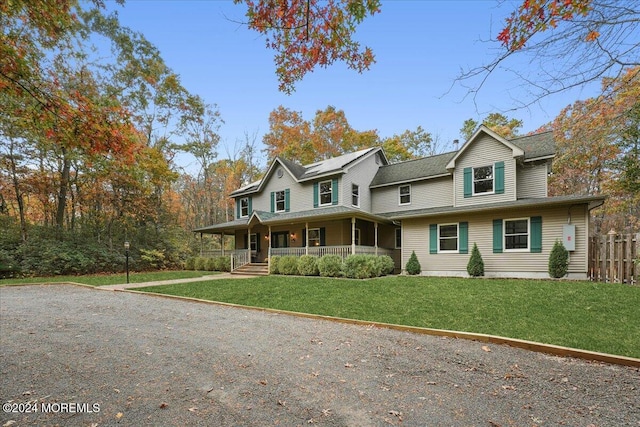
[55,147,71,231]
[8,139,28,242]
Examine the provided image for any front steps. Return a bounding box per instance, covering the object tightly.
[232,263,269,276]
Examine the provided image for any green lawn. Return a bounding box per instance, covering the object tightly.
[0,270,215,287]
[139,276,640,359]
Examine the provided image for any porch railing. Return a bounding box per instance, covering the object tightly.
[271,245,395,259]
[230,250,250,271]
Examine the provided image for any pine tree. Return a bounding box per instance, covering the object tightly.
[548,240,569,278]
[405,251,421,275]
[467,243,485,277]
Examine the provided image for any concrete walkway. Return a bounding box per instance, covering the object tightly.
[99,272,259,291]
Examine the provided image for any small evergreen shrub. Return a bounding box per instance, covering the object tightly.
[405,251,421,275]
[298,255,319,276]
[139,248,167,270]
[194,256,207,271]
[466,243,485,277]
[269,256,281,274]
[184,257,196,270]
[549,240,569,278]
[215,256,231,272]
[205,257,217,271]
[377,255,395,276]
[318,255,343,277]
[278,256,299,275]
[344,254,378,279]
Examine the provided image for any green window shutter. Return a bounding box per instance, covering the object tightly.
[320,227,326,246]
[313,183,319,208]
[459,222,468,254]
[256,233,261,252]
[495,161,505,194]
[531,216,542,253]
[331,179,339,205]
[463,167,472,198]
[493,219,503,253]
[285,189,290,212]
[236,198,240,219]
[302,228,306,246]
[248,197,252,215]
[270,192,275,213]
[429,224,438,254]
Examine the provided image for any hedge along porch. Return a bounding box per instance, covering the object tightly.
[195,207,401,273]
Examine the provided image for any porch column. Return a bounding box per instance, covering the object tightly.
[267,226,272,272]
[351,217,356,255]
[374,222,378,256]
[199,232,203,256]
[305,222,309,255]
[221,232,225,256]
[248,226,252,263]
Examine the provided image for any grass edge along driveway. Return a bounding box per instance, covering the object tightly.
[139,275,640,359]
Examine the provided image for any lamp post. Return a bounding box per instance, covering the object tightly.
[124,241,130,284]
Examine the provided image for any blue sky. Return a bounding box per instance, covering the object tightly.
[107,0,601,169]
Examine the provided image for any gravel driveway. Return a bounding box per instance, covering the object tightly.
[1,284,638,426]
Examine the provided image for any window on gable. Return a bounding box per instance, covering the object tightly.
[473,165,494,194]
[240,197,249,218]
[504,218,529,250]
[439,224,458,252]
[319,180,332,206]
[352,184,359,207]
[275,190,285,212]
[399,184,411,205]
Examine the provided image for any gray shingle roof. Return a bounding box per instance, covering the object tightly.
[370,151,456,188]
[510,131,556,160]
[371,131,556,188]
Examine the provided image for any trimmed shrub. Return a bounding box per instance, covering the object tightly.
[205,257,217,271]
[549,240,569,278]
[193,256,207,271]
[377,255,395,276]
[405,251,421,275]
[466,243,485,277]
[269,256,281,274]
[298,255,319,276]
[318,255,343,277]
[184,257,196,270]
[215,256,231,272]
[344,254,378,279]
[278,256,299,275]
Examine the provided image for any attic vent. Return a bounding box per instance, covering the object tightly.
[277,168,283,178]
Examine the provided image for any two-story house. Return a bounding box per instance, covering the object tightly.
[195,125,604,279]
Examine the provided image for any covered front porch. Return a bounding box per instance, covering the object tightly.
[194,208,400,273]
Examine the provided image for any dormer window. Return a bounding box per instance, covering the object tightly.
[473,165,494,195]
[239,197,249,218]
[319,180,333,206]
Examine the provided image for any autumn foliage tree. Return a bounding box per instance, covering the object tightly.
[234,0,380,94]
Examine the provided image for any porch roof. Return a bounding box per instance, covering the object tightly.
[378,194,605,220]
[194,206,393,234]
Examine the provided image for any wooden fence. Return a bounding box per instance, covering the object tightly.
[588,232,639,285]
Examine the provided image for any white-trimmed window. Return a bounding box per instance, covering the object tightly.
[249,233,257,251]
[240,197,249,218]
[438,223,458,252]
[473,165,494,195]
[399,184,411,205]
[352,184,360,207]
[319,180,332,206]
[504,218,529,251]
[353,228,361,246]
[275,190,285,212]
[308,228,321,246]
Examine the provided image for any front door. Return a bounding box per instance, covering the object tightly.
[271,231,289,248]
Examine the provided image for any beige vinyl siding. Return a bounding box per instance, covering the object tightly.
[401,205,589,277]
[371,177,453,214]
[454,134,517,207]
[342,152,380,211]
[516,161,549,198]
